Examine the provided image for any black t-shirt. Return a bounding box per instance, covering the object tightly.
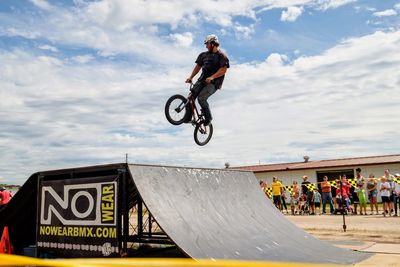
[301,181,311,195]
[195,50,229,89]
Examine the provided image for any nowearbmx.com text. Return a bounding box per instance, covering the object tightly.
[39,226,117,238]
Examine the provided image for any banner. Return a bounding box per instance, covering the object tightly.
[37,176,119,257]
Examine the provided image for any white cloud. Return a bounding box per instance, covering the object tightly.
[233,23,255,39]
[373,9,398,17]
[281,6,304,22]
[395,3,400,10]
[365,7,377,12]
[29,0,53,10]
[71,55,95,64]
[315,0,356,11]
[216,30,400,165]
[265,53,289,66]
[1,30,400,184]
[169,32,193,47]
[80,0,256,29]
[38,44,59,52]
[2,27,40,39]
[1,1,400,185]
[0,0,360,66]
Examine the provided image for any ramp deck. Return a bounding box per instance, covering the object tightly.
[128,164,368,264]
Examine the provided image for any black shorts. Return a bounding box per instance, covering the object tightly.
[381,196,390,203]
[273,196,281,205]
[315,202,321,208]
[307,192,314,204]
[389,193,394,202]
[352,193,359,203]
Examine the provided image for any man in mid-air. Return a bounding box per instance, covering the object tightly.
[185,34,230,126]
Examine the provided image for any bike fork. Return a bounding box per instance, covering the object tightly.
[175,99,188,113]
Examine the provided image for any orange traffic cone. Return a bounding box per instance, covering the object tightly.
[0,226,13,254]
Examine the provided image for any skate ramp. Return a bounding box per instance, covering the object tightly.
[129,164,368,264]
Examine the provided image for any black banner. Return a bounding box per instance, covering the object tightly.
[37,176,119,257]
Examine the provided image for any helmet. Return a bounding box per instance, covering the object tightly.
[0,187,5,191]
[204,34,219,45]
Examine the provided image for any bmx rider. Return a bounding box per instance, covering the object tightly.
[185,34,230,126]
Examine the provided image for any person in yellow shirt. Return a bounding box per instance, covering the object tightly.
[272,177,283,211]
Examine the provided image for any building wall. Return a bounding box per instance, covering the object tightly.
[256,163,400,187]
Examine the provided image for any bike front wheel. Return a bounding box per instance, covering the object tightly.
[165,94,191,125]
[194,122,213,146]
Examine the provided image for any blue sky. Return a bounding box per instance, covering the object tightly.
[0,0,400,184]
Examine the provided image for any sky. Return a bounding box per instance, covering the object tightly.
[0,0,400,185]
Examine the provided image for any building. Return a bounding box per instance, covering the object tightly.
[233,154,400,188]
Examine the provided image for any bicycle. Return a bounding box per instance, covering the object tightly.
[164,83,213,146]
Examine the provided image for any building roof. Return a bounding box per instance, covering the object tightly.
[232,154,400,173]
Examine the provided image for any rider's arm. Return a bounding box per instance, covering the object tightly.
[186,64,201,83]
[206,66,227,83]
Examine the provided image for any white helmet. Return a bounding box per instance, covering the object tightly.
[204,34,219,45]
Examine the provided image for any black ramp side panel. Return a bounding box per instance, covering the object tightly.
[128,165,368,264]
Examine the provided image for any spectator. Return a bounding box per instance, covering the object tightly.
[259,180,265,191]
[301,175,315,215]
[298,193,307,215]
[335,180,345,213]
[280,181,288,214]
[350,168,362,214]
[380,176,391,217]
[366,174,379,215]
[0,187,12,209]
[313,188,322,215]
[393,173,400,217]
[259,180,270,199]
[290,181,300,215]
[320,176,334,214]
[337,176,351,213]
[384,169,395,215]
[271,177,283,211]
[356,168,367,215]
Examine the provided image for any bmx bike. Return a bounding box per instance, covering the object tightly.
[164,83,213,146]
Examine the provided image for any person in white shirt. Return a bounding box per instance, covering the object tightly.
[384,169,395,214]
[380,176,391,217]
[393,174,400,217]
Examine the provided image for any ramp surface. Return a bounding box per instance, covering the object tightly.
[129,164,368,264]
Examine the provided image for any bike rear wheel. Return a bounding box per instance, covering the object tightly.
[194,122,213,146]
[165,94,191,125]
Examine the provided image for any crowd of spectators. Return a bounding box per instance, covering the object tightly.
[259,168,400,217]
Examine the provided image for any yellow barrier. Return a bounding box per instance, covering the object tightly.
[0,254,342,267]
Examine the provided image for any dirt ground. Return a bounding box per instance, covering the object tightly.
[286,213,400,244]
[286,213,400,266]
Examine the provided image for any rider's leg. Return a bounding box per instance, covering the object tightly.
[197,83,217,125]
[191,81,204,98]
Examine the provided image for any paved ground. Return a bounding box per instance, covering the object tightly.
[286,213,400,266]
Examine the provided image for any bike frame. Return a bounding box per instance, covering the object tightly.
[186,92,202,125]
[185,85,208,133]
